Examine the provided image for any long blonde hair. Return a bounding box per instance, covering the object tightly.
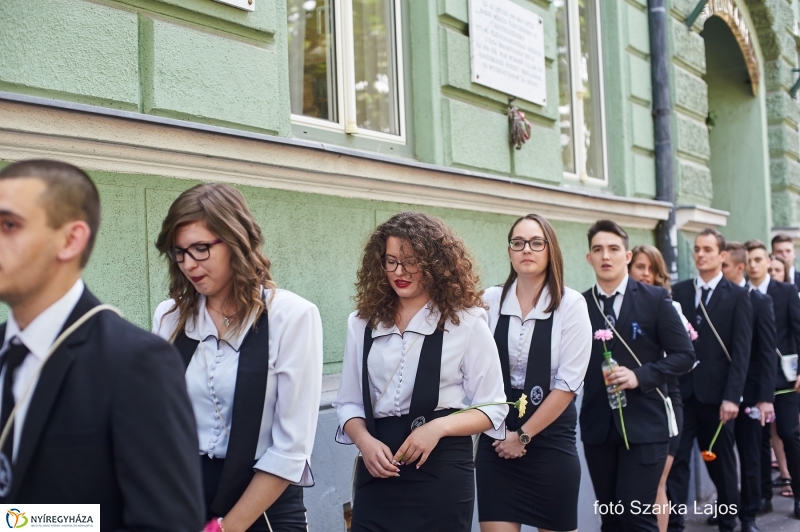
[155,183,276,341]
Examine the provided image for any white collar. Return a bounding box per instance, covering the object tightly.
[755,276,771,295]
[372,301,438,338]
[2,279,85,360]
[791,266,796,280]
[499,280,552,321]
[184,291,260,352]
[696,271,723,290]
[596,274,629,298]
[737,278,746,288]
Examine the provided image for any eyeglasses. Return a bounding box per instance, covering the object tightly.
[167,239,223,263]
[381,256,420,274]
[509,238,548,252]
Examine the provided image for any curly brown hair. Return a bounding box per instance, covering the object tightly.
[154,183,276,341]
[355,212,484,329]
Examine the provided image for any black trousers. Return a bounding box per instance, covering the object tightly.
[667,398,738,532]
[734,406,762,521]
[760,391,800,502]
[584,428,668,532]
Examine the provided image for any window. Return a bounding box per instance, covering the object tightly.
[555,0,606,183]
[287,0,405,143]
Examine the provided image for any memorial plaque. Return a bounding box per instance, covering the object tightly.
[212,0,255,12]
[469,0,546,105]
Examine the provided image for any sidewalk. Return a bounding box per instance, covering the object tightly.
[683,491,797,531]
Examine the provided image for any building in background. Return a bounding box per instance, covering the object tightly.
[2,0,800,530]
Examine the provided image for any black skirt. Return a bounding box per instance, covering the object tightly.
[351,411,475,532]
[202,455,307,532]
[476,398,580,530]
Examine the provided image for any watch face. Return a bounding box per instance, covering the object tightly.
[519,433,531,445]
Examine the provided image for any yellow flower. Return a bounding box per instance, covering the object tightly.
[516,394,528,418]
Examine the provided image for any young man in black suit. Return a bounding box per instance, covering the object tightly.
[0,160,204,529]
[668,228,752,532]
[582,220,695,532]
[771,233,800,291]
[745,239,800,519]
[721,242,777,532]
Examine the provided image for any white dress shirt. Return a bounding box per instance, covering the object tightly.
[483,282,592,393]
[0,279,85,461]
[153,288,323,486]
[595,274,629,318]
[333,303,508,443]
[753,276,770,295]
[694,271,723,307]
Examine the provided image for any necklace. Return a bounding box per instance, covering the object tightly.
[208,303,235,328]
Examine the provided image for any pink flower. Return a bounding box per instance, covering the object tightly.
[594,329,614,342]
[686,323,698,341]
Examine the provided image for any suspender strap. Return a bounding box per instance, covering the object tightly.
[173,310,270,516]
[493,314,553,430]
[362,326,377,437]
[361,325,445,436]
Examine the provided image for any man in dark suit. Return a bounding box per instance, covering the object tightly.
[721,242,777,532]
[581,220,695,532]
[0,160,204,530]
[771,233,800,291]
[746,239,800,519]
[668,228,752,532]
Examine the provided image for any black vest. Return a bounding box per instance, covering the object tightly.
[493,313,554,431]
[174,309,269,516]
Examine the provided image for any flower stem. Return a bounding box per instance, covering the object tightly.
[708,420,724,452]
[776,388,797,396]
[617,389,629,450]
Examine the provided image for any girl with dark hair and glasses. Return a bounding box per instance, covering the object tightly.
[476,214,592,532]
[152,183,323,532]
[333,211,507,531]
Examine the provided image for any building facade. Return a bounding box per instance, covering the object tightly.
[2,0,800,530]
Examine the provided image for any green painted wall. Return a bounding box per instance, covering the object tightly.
[0,161,655,373]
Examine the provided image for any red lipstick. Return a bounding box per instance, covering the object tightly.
[190,275,206,283]
[394,280,411,288]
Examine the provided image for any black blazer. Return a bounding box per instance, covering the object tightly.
[673,277,752,405]
[742,289,778,405]
[793,269,800,293]
[3,288,204,531]
[581,278,695,445]
[766,279,800,389]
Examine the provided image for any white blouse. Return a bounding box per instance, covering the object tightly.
[483,282,592,394]
[333,303,508,442]
[152,288,323,486]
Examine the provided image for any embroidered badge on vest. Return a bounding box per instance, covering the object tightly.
[411,416,426,431]
[530,385,544,406]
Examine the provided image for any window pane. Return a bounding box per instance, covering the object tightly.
[555,0,575,174]
[352,0,400,135]
[579,0,605,180]
[287,0,337,122]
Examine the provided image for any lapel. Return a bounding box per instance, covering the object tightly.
[614,277,639,340]
[794,270,800,292]
[10,288,100,500]
[675,282,693,323]
[703,277,726,320]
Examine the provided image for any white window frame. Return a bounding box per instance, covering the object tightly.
[561,0,608,185]
[290,0,407,145]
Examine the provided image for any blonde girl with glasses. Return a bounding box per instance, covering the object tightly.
[152,183,323,532]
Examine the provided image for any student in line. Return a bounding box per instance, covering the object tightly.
[476,214,592,532]
[582,220,695,532]
[153,183,323,532]
[669,229,752,532]
[333,211,507,532]
[721,242,777,532]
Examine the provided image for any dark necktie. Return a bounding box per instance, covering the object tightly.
[696,287,711,326]
[598,292,618,326]
[1,341,29,461]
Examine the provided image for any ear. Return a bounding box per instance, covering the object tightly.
[624,249,633,265]
[55,220,91,265]
[585,252,592,265]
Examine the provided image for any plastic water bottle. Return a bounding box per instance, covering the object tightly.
[744,406,761,420]
[602,355,628,410]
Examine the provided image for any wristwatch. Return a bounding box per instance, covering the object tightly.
[516,428,531,445]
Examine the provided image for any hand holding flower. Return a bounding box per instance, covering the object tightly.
[394,420,443,469]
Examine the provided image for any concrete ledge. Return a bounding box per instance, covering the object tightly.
[676,204,729,233]
[320,373,341,409]
[0,92,671,229]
